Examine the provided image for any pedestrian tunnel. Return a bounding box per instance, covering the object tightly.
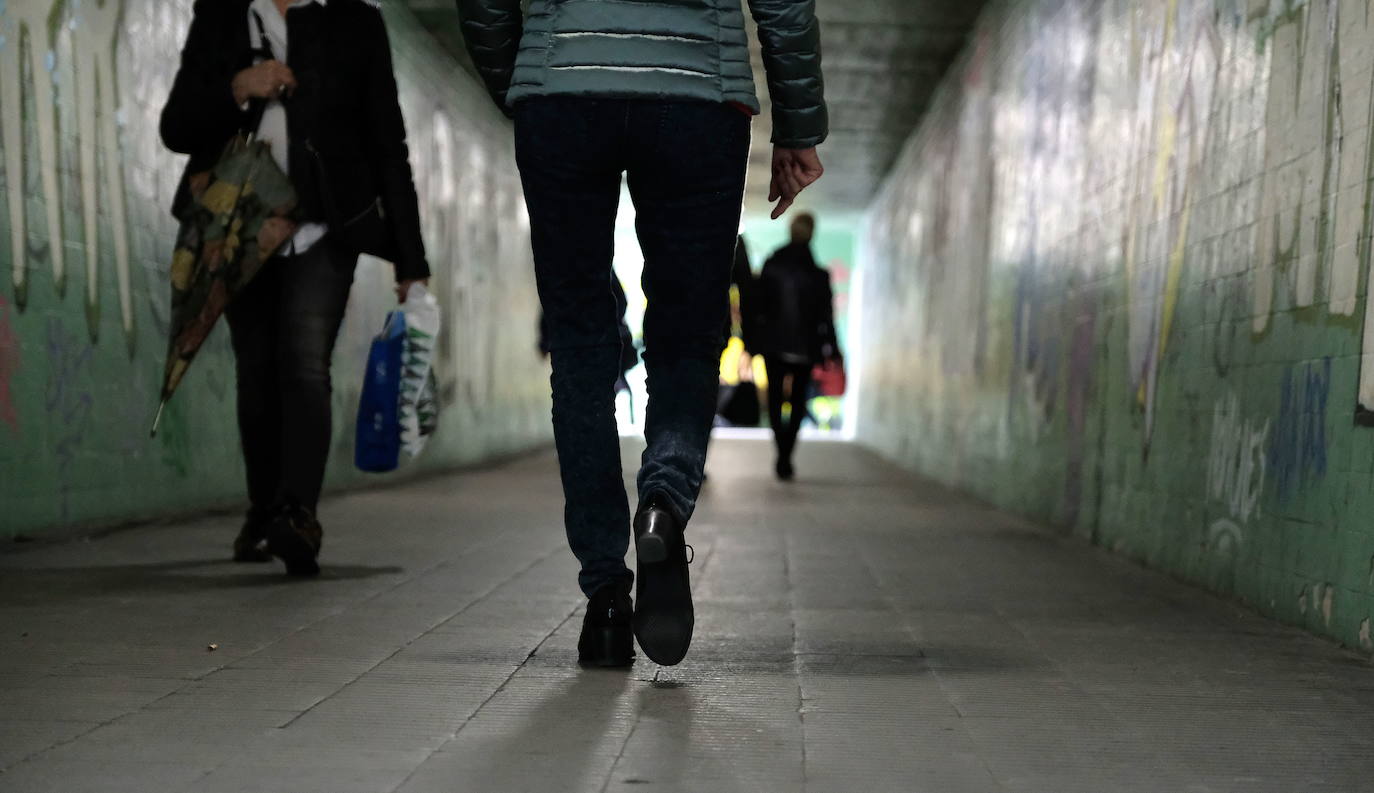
[5,0,1374,660]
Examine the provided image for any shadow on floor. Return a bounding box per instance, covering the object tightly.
[0,558,404,603]
[425,667,634,789]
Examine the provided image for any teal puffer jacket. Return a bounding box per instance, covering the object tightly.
[456,0,827,149]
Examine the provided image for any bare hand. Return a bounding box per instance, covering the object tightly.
[737,351,754,383]
[768,146,824,220]
[396,278,429,303]
[231,60,297,105]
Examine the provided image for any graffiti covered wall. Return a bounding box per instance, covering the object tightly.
[0,0,551,536]
[858,0,1374,649]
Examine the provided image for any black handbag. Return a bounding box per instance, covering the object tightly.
[717,382,761,428]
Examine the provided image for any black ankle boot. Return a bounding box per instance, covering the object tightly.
[232,509,273,563]
[578,582,634,668]
[632,494,694,666]
[266,505,323,577]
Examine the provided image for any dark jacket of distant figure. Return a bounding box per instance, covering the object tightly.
[540,279,639,374]
[731,235,759,347]
[748,241,837,365]
[455,0,829,149]
[160,0,430,280]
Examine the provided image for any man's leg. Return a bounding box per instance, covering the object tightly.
[627,101,751,520]
[763,355,788,458]
[781,362,813,467]
[515,98,632,599]
[275,241,356,514]
[621,101,748,666]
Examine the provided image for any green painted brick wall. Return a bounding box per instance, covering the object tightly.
[0,0,552,537]
[856,0,1374,651]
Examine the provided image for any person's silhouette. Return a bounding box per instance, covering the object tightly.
[457,0,828,667]
[748,213,840,480]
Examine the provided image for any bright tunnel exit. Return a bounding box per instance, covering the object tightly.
[606,183,862,443]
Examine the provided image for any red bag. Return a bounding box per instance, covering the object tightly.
[811,357,846,397]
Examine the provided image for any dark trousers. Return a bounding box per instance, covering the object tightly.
[225,241,355,516]
[515,98,750,597]
[764,356,813,465]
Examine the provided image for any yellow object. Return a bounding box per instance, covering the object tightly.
[718,336,768,388]
[201,180,244,216]
[170,249,195,291]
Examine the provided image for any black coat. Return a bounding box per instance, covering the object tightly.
[160,0,429,280]
[748,241,838,364]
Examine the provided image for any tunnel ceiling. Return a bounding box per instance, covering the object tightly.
[402,0,987,216]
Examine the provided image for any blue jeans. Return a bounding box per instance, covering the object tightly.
[515,98,751,596]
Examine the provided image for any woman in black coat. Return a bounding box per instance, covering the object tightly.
[161,0,429,576]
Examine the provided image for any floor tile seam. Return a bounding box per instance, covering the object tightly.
[217,526,549,675]
[0,662,234,771]
[782,529,812,791]
[852,537,1011,790]
[164,762,223,793]
[0,714,116,769]
[591,510,728,792]
[595,681,646,793]
[927,586,1186,782]
[172,559,460,727]
[0,716,105,725]
[382,573,587,793]
[991,604,1207,746]
[277,540,568,730]
[0,698,171,774]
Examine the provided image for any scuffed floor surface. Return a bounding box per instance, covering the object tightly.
[2,439,1373,792]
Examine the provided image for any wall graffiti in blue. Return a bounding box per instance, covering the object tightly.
[1268,357,1331,502]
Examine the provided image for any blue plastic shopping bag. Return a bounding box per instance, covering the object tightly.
[355,311,406,473]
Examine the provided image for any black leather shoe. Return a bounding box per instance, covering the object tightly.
[775,458,795,481]
[632,494,693,666]
[232,509,272,563]
[578,582,634,668]
[266,506,323,577]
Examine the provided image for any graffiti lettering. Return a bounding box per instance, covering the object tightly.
[1207,392,1269,524]
[1269,357,1331,501]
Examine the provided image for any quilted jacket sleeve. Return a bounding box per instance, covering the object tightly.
[746,0,828,149]
[455,0,524,116]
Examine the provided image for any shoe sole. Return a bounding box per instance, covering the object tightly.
[633,610,693,666]
[633,559,693,666]
[267,526,320,577]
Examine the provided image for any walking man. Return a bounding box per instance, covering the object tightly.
[457,0,827,666]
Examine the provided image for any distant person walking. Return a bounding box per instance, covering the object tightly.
[161,0,429,575]
[457,0,827,666]
[749,213,840,480]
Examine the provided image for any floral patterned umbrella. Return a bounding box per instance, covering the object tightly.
[151,136,297,435]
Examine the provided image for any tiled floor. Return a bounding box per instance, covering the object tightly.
[2,439,1372,792]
